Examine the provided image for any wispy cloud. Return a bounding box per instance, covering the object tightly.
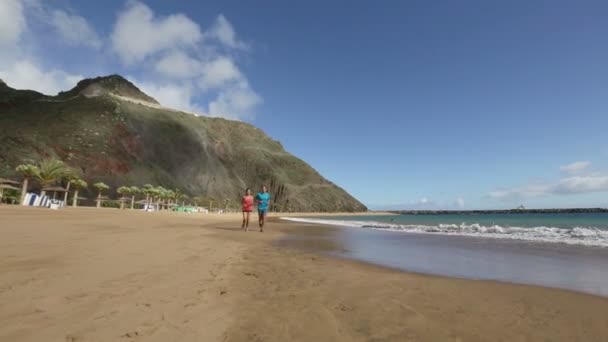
[490,161,608,200]
[0,0,262,120]
[207,14,249,50]
[49,9,102,49]
[111,1,203,65]
[0,0,26,46]
[0,0,84,95]
[110,1,261,119]
[560,161,591,174]
[0,60,83,95]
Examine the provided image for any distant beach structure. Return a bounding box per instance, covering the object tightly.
[516,205,526,210]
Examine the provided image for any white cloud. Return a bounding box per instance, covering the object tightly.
[199,56,243,90]
[136,79,204,114]
[109,2,261,120]
[208,84,262,120]
[0,60,82,95]
[553,175,608,194]
[560,161,591,174]
[50,9,102,49]
[455,197,465,208]
[0,0,262,121]
[0,1,85,95]
[0,0,26,46]
[154,50,202,78]
[491,161,608,200]
[490,174,608,200]
[111,0,203,64]
[417,197,430,205]
[208,14,247,49]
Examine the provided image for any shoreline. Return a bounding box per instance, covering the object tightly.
[392,208,608,215]
[2,206,608,341]
[275,218,608,297]
[280,213,608,249]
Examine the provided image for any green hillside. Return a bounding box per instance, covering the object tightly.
[0,75,366,212]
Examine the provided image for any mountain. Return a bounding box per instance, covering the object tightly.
[0,75,367,212]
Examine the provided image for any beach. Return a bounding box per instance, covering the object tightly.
[2,206,608,341]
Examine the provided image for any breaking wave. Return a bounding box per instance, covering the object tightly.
[281,217,608,247]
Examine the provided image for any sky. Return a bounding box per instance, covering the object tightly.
[1,0,608,210]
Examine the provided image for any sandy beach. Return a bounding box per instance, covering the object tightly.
[1,206,608,341]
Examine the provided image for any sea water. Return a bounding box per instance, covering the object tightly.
[281,213,608,296]
[283,213,608,247]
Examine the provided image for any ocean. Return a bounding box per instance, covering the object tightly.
[283,212,608,247]
[281,213,608,296]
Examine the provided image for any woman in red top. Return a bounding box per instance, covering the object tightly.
[241,188,254,231]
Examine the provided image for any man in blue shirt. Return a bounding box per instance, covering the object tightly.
[255,185,271,232]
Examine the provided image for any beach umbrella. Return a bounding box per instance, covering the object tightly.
[0,184,20,204]
[117,196,131,209]
[42,186,68,192]
[0,184,20,190]
[42,186,67,200]
[0,177,20,185]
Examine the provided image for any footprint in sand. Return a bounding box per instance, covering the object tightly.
[121,331,139,338]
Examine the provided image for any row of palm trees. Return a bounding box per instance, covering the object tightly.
[13,158,190,209]
[116,184,191,210]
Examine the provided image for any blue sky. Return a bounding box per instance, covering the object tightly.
[1,0,608,209]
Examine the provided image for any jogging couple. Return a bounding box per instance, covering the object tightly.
[241,185,271,232]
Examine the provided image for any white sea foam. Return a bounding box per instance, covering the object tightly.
[281,217,608,247]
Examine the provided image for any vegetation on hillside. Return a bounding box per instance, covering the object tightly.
[0,75,367,212]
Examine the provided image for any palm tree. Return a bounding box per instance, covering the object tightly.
[179,193,189,207]
[143,184,154,207]
[192,196,202,207]
[157,187,173,210]
[154,186,167,210]
[173,188,183,206]
[15,164,39,204]
[117,186,130,209]
[61,168,77,205]
[144,184,160,209]
[36,159,68,197]
[93,182,109,208]
[71,178,87,207]
[128,186,140,209]
[224,198,232,212]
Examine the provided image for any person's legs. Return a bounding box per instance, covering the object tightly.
[258,209,265,232]
[242,211,247,230]
[245,212,250,230]
[258,210,262,228]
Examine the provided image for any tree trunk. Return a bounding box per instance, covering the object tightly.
[20,178,29,204]
[96,193,101,208]
[63,181,71,205]
[130,195,135,209]
[72,189,79,207]
[120,200,125,210]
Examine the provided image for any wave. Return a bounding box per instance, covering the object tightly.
[280,217,608,247]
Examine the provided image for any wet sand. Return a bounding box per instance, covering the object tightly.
[280,222,608,297]
[1,206,608,341]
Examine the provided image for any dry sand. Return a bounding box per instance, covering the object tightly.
[1,206,607,341]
